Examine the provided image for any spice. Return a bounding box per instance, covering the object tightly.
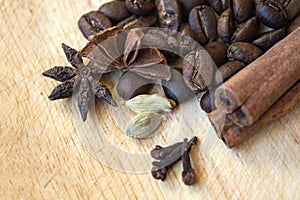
[42,43,117,121]
[151,137,197,182]
[125,111,162,139]
[79,27,171,81]
[125,94,175,114]
[181,139,196,185]
[209,82,300,148]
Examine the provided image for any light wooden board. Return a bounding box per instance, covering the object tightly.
[0,0,300,199]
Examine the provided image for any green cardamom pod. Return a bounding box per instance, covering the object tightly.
[126,111,162,139]
[125,94,175,113]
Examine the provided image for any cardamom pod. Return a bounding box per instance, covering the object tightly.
[125,94,175,113]
[126,111,162,139]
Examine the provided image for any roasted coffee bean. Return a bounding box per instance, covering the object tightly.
[253,28,286,51]
[279,0,300,22]
[205,41,228,67]
[143,29,179,61]
[189,5,217,45]
[117,15,157,30]
[180,0,206,22]
[214,61,245,86]
[99,1,131,24]
[183,49,215,93]
[200,90,216,113]
[288,13,300,34]
[78,11,112,39]
[178,24,198,56]
[162,68,194,104]
[232,0,254,23]
[117,71,155,100]
[125,0,155,15]
[256,0,287,29]
[218,9,235,44]
[231,17,259,43]
[155,0,182,31]
[207,0,228,15]
[227,42,263,64]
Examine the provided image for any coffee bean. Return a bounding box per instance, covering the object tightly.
[155,0,182,31]
[288,13,300,34]
[117,15,157,30]
[180,0,206,22]
[231,17,259,43]
[214,61,245,86]
[183,49,215,93]
[280,0,300,22]
[78,11,112,39]
[200,90,216,113]
[218,9,235,44]
[253,28,286,51]
[232,0,254,23]
[117,71,155,100]
[207,0,228,15]
[256,0,287,29]
[205,41,228,67]
[227,42,263,64]
[189,5,217,45]
[162,68,194,104]
[99,1,131,24]
[125,0,155,15]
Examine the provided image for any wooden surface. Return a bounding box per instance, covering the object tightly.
[1,0,300,199]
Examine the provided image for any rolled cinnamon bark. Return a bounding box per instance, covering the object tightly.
[210,82,300,148]
[215,28,300,117]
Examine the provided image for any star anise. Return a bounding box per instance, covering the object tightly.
[42,43,117,121]
[79,26,171,80]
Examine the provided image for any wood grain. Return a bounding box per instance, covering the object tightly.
[0,0,299,199]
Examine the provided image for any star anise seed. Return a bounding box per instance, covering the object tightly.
[43,43,117,121]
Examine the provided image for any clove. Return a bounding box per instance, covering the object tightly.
[150,137,197,181]
[181,138,196,185]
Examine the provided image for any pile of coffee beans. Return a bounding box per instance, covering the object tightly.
[78,0,300,111]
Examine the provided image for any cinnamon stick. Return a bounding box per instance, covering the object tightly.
[209,82,300,148]
[215,28,300,120]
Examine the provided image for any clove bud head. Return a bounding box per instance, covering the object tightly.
[151,166,167,181]
[182,169,196,185]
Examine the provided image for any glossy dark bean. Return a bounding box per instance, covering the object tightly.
[117,71,155,100]
[214,61,245,86]
[189,5,217,45]
[232,0,254,23]
[218,9,235,44]
[207,0,228,15]
[78,11,112,39]
[252,28,286,51]
[205,41,228,67]
[99,1,131,24]
[117,15,157,30]
[256,0,287,29]
[180,0,206,22]
[200,90,216,113]
[183,49,215,93]
[162,68,194,104]
[155,0,182,31]
[280,0,300,22]
[288,13,300,34]
[231,17,259,43]
[227,42,263,64]
[125,0,155,15]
